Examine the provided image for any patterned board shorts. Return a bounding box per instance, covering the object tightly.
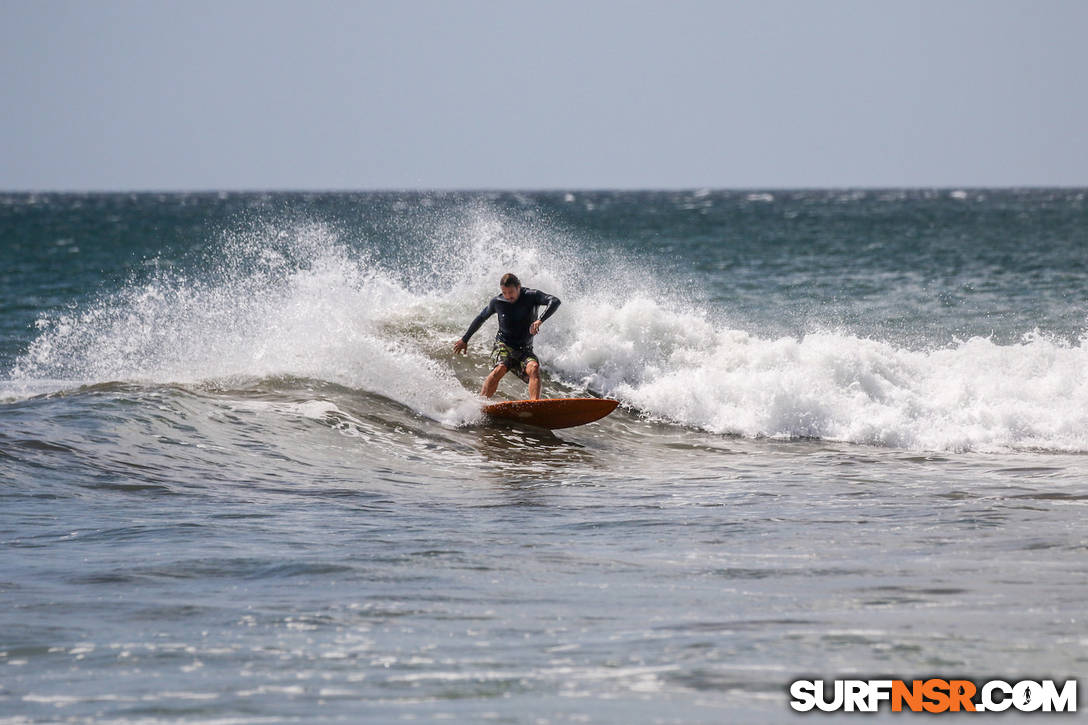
[489,341,539,383]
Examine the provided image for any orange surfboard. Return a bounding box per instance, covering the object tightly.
[482,397,619,430]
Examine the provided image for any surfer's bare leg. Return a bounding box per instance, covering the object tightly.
[526,360,541,400]
[481,364,508,398]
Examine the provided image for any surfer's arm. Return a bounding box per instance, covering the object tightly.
[537,291,560,322]
[530,291,560,334]
[460,301,496,344]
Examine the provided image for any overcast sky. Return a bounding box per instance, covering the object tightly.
[2,0,1086,190]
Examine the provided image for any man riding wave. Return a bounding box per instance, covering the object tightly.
[452,273,561,400]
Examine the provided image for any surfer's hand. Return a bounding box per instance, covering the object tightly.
[530,320,542,335]
[453,339,467,355]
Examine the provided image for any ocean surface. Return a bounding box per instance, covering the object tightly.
[2,190,1086,723]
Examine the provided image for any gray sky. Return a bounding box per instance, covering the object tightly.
[2,0,1086,190]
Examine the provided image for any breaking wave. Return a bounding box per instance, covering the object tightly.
[6,208,1088,453]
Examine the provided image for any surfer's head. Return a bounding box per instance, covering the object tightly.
[500,273,521,302]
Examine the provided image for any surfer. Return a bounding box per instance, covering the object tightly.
[453,273,561,400]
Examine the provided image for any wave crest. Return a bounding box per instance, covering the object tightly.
[8,208,1088,452]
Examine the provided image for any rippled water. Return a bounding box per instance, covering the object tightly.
[2,191,1087,722]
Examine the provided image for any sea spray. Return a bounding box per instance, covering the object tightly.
[9,219,480,423]
[4,191,1088,725]
[7,198,1088,452]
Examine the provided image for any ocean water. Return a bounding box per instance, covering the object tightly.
[1,190,1086,723]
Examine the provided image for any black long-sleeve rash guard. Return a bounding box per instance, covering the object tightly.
[460,288,561,349]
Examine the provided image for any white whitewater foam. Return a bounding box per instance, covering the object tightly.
[8,211,1088,452]
[7,221,478,424]
[541,292,1088,452]
[441,234,1088,453]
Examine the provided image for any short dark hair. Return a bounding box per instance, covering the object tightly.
[500,273,521,288]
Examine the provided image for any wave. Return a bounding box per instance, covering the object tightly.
[549,312,1088,453]
[6,220,487,426]
[5,209,1087,453]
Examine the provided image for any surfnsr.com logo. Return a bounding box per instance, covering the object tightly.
[789,679,1077,713]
